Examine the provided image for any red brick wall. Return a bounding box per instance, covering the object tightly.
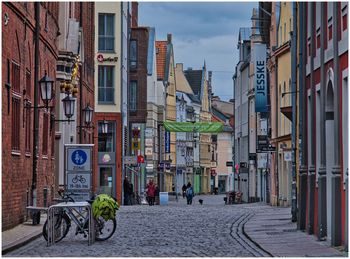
[129,28,148,123]
[2,2,59,230]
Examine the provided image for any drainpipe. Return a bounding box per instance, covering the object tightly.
[318,2,327,240]
[331,2,342,246]
[32,2,40,207]
[79,2,83,144]
[307,2,316,234]
[291,2,298,222]
[298,2,308,231]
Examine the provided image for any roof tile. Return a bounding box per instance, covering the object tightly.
[155,41,167,80]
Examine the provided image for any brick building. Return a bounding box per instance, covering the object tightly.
[2,2,60,230]
[2,2,96,231]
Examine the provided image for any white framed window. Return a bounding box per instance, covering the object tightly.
[98,66,114,104]
[98,13,115,52]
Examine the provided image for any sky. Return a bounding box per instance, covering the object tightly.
[139,2,257,101]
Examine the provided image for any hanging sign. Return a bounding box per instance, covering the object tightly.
[253,43,268,113]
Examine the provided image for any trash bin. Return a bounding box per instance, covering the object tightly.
[32,211,41,225]
[159,192,168,205]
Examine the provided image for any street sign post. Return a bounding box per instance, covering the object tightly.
[65,144,93,201]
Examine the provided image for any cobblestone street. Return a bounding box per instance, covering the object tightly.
[5,195,270,257]
[5,194,346,257]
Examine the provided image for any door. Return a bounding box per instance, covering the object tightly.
[98,166,114,197]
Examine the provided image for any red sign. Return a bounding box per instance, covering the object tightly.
[210,169,217,176]
[235,164,239,174]
[137,155,144,164]
[97,53,118,63]
[97,54,104,62]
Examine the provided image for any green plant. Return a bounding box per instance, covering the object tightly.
[92,194,119,221]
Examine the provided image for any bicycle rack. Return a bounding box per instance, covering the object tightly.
[47,201,95,246]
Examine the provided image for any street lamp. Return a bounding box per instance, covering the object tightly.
[83,104,94,125]
[61,94,75,119]
[101,120,108,134]
[39,71,54,108]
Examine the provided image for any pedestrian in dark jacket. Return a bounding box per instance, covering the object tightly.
[123,176,131,205]
[182,184,187,198]
[186,182,194,205]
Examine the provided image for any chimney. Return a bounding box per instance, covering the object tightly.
[167,33,172,43]
[176,63,183,71]
[131,2,138,28]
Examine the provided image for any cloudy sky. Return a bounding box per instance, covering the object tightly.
[139,2,257,101]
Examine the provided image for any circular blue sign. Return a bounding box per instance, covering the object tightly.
[71,150,87,165]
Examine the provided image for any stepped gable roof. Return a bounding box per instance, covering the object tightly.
[155,41,167,80]
[184,69,203,97]
[238,27,251,43]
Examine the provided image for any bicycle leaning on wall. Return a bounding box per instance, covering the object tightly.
[42,190,117,243]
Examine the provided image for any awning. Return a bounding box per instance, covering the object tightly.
[163,121,223,133]
[280,106,292,121]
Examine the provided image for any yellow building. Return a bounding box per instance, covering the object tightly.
[156,34,176,192]
[184,63,212,194]
[275,2,293,206]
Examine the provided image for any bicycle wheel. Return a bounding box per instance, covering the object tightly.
[43,213,70,242]
[95,217,116,241]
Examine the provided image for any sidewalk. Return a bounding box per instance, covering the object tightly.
[244,205,347,257]
[2,214,46,255]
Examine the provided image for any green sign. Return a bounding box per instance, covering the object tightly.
[163,121,223,133]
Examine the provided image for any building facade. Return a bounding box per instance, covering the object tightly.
[93,2,129,204]
[2,2,60,230]
[300,2,348,248]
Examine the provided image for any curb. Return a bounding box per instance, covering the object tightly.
[2,232,43,255]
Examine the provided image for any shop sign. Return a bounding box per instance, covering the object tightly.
[124,156,137,165]
[145,138,153,146]
[253,43,267,113]
[145,147,153,156]
[165,131,170,153]
[211,169,217,177]
[97,53,118,63]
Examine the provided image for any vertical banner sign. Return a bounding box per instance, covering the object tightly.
[253,43,268,113]
[165,131,170,153]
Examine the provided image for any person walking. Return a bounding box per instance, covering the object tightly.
[146,179,156,206]
[186,182,194,205]
[123,176,131,205]
[182,184,187,198]
[155,184,160,205]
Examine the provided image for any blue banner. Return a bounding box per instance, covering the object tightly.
[165,131,170,153]
[253,43,268,113]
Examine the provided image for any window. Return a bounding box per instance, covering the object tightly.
[129,81,137,111]
[98,14,115,52]
[25,107,31,153]
[130,40,137,69]
[26,70,31,98]
[343,13,347,31]
[42,113,48,155]
[12,62,20,93]
[98,66,114,103]
[98,121,115,152]
[12,97,20,151]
